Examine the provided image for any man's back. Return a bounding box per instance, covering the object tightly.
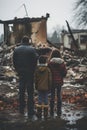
[13,44,38,74]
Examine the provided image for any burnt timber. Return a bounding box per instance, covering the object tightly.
[0,13,49,46]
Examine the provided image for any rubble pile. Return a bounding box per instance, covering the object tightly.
[62,50,87,107]
[0,44,19,111]
[0,44,87,111]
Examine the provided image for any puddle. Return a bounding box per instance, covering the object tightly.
[61,102,87,125]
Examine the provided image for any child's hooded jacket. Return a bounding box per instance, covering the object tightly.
[48,57,67,86]
[35,63,52,91]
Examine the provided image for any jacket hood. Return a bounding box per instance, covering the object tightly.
[50,58,64,64]
[37,64,48,72]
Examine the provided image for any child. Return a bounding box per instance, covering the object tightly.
[48,49,67,117]
[35,55,52,119]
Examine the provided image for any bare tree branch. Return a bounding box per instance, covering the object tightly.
[73,0,87,28]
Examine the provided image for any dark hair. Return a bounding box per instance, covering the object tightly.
[51,49,61,58]
[39,55,47,64]
[22,35,29,43]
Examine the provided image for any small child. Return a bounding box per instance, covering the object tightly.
[48,49,67,117]
[34,55,52,119]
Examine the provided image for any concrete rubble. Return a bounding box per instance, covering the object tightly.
[0,44,87,129]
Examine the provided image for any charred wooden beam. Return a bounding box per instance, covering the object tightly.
[66,20,79,50]
[0,14,49,24]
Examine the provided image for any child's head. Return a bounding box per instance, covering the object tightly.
[39,55,47,64]
[51,49,61,58]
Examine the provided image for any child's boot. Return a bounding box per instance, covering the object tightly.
[36,105,42,119]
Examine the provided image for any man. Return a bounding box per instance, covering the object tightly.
[13,35,38,119]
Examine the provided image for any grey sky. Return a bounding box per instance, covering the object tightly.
[0,0,75,33]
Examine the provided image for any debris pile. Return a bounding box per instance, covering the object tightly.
[0,44,87,111]
[62,50,87,107]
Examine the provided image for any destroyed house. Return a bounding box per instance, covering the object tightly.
[0,13,49,46]
[61,29,87,50]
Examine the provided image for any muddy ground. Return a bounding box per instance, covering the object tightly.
[0,93,87,130]
[0,108,87,130]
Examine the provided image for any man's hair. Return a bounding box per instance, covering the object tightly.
[22,35,29,43]
[39,55,47,64]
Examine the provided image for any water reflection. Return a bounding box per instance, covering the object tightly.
[61,102,87,125]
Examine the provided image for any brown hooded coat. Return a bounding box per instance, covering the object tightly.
[34,64,52,91]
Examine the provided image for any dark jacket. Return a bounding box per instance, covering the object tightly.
[48,58,67,86]
[13,44,38,75]
[34,64,52,91]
